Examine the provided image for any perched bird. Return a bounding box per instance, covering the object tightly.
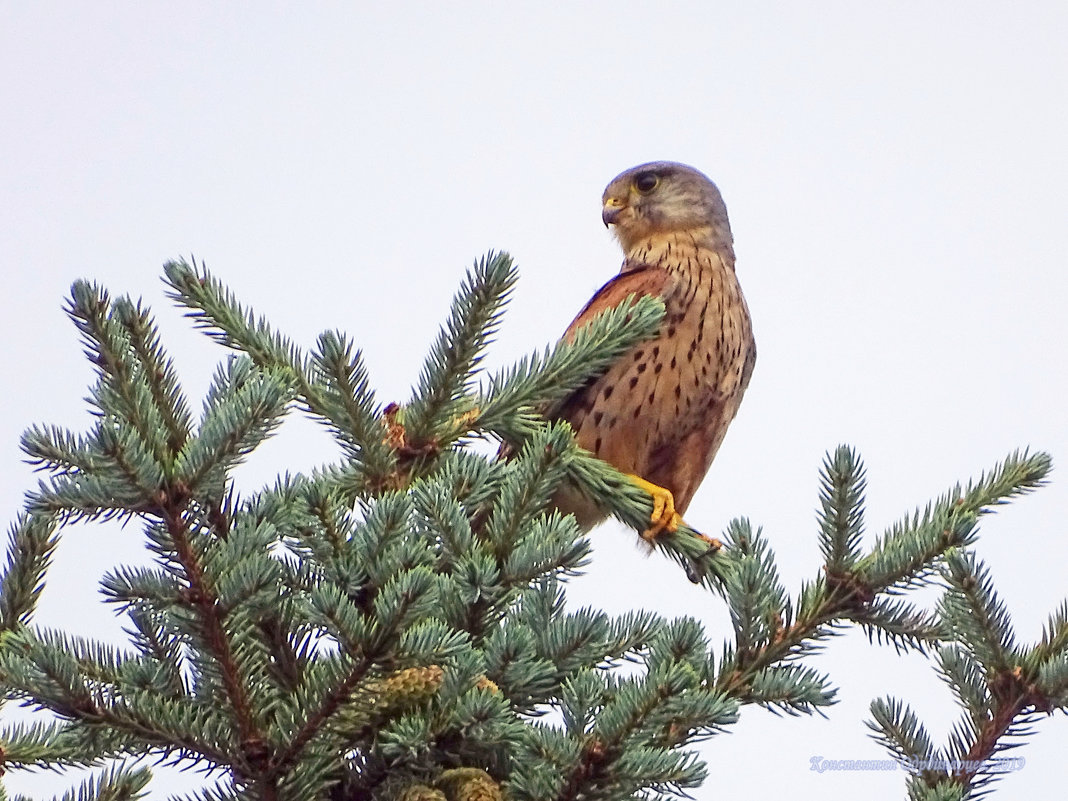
[549,161,755,540]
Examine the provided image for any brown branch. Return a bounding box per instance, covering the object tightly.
[555,681,675,801]
[163,501,275,793]
[556,737,610,801]
[951,666,1049,789]
[166,508,253,738]
[271,657,373,776]
[717,576,869,700]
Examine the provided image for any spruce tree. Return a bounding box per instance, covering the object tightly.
[0,253,1063,801]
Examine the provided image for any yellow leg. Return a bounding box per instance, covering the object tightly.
[624,474,682,540]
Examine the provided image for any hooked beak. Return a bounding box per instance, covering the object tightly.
[602,197,626,227]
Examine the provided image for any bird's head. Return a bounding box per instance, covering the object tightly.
[601,161,732,255]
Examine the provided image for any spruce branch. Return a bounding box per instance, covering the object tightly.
[563,449,725,586]
[919,782,970,801]
[500,512,588,588]
[37,763,152,801]
[164,258,396,489]
[868,697,937,773]
[746,664,835,715]
[0,513,59,631]
[722,518,788,656]
[712,449,1051,730]
[21,425,107,478]
[175,359,295,493]
[163,259,302,374]
[27,464,159,524]
[25,287,209,523]
[404,251,518,444]
[410,476,475,569]
[110,295,194,460]
[711,524,839,715]
[939,550,1017,676]
[0,627,236,766]
[21,284,306,527]
[551,659,734,801]
[1034,599,1068,663]
[308,330,393,476]
[855,597,944,655]
[858,449,1050,592]
[482,424,576,563]
[121,606,187,696]
[552,608,641,677]
[148,500,277,780]
[347,491,428,593]
[1036,654,1068,706]
[0,717,139,771]
[271,653,376,778]
[936,645,992,733]
[65,282,168,461]
[817,445,866,572]
[868,547,1068,799]
[100,563,182,614]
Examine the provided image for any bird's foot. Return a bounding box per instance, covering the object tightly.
[695,532,723,550]
[624,474,682,540]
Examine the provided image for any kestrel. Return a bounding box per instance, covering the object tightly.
[549,161,755,540]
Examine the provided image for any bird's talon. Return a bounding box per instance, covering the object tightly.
[697,533,723,551]
[641,511,682,541]
[649,494,667,525]
[626,474,680,540]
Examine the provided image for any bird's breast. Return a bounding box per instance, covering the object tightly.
[652,240,752,399]
[565,234,753,480]
[583,238,752,460]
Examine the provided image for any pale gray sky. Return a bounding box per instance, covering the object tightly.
[2,3,1066,799]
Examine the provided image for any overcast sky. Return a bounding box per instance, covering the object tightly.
[2,4,1066,799]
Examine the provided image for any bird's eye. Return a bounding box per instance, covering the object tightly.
[634,173,659,193]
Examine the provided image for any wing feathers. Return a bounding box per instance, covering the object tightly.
[562,265,670,342]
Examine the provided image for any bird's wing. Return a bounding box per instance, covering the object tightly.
[495,264,670,460]
[560,264,670,344]
[547,264,671,423]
